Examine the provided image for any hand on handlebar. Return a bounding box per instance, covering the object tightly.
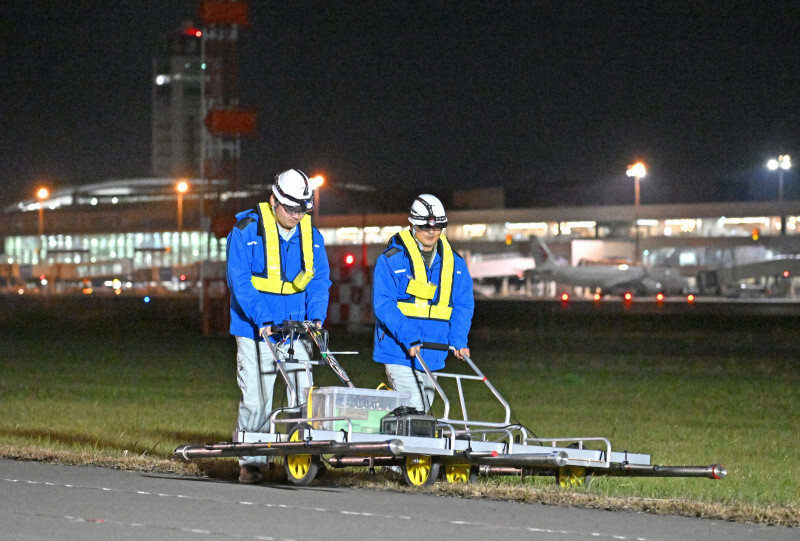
[258,326,272,341]
[453,347,470,360]
[408,344,421,358]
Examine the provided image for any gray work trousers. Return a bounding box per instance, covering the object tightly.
[384,363,435,413]
[235,335,314,466]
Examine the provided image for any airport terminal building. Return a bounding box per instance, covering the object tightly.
[5,17,796,299]
[2,178,800,299]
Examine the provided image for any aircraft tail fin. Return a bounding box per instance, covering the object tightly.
[530,236,555,268]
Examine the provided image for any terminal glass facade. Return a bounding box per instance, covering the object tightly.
[2,213,798,286]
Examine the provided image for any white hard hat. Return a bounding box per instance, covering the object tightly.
[272,169,314,211]
[408,194,447,227]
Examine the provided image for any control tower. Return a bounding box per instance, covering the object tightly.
[198,1,255,191]
[151,23,204,179]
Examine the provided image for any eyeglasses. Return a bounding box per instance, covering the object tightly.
[416,224,445,232]
[280,202,309,216]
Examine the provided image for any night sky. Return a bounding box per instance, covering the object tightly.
[2,2,799,211]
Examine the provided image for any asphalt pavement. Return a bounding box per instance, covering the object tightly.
[0,459,794,541]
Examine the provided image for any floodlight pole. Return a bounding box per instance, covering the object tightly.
[176,181,189,268]
[767,155,791,236]
[36,187,49,262]
[626,162,646,264]
[309,175,324,226]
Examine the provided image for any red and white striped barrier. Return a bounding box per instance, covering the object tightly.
[327,265,373,326]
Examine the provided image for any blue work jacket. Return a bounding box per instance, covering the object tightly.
[372,233,474,371]
[226,207,331,339]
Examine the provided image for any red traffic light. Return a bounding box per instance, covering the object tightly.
[343,253,355,266]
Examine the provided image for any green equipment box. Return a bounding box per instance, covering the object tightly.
[306,387,411,434]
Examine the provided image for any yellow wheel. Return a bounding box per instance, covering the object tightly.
[444,464,473,484]
[402,455,440,488]
[556,466,587,487]
[285,424,321,486]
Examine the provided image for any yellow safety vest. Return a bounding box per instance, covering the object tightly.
[250,202,315,294]
[396,229,454,320]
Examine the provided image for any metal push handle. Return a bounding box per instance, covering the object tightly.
[460,353,512,425]
[414,351,451,419]
[303,322,355,388]
[419,343,512,426]
[267,320,355,389]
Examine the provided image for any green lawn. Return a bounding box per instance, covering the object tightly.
[0,295,797,525]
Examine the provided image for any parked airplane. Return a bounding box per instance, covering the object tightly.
[528,237,689,297]
[466,251,536,297]
[696,256,800,297]
[466,251,536,280]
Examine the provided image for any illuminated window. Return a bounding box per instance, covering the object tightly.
[664,219,697,233]
[462,224,487,238]
[382,226,403,238]
[560,221,596,236]
[363,226,383,244]
[506,222,548,231]
[336,227,360,244]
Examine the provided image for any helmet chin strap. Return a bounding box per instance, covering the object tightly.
[269,199,298,236]
[411,226,437,267]
[411,226,424,250]
[411,226,435,252]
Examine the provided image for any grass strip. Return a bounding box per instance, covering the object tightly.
[0,295,798,527]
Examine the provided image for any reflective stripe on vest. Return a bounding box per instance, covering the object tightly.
[250,202,315,294]
[396,229,454,320]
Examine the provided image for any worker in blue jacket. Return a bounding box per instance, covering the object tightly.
[226,168,331,484]
[372,194,474,413]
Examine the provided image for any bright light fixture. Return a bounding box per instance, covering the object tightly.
[767,155,791,171]
[626,162,647,178]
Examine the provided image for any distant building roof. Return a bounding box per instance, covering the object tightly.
[5,177,238,213]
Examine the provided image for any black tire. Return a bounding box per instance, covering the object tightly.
[402,455,440,488]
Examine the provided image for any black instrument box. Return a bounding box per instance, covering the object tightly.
[380,414,437,438]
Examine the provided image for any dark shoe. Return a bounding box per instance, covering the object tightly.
[239,465,263,484]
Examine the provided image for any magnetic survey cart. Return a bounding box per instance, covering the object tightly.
[175,321,726,487]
